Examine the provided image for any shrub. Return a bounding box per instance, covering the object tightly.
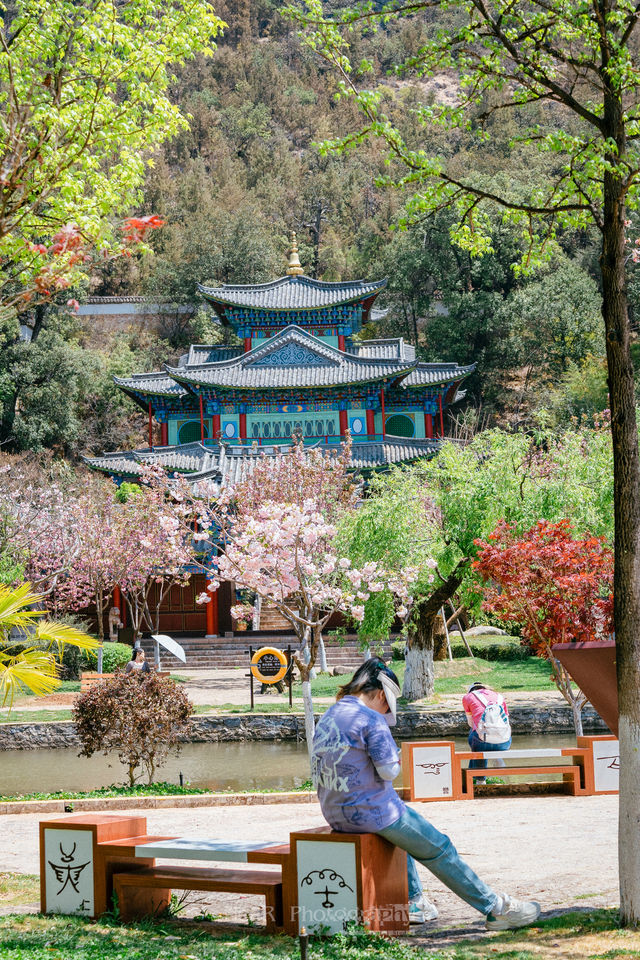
[450,635,532,661]
[391,639,406,660]
[73,672,193,785]
[82,642,132,673]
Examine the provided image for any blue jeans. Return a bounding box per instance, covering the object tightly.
[468,731,512,770]
[378,805,499,915]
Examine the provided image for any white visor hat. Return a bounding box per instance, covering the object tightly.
[378,671,402,726]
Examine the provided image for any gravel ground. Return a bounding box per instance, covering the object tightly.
[2,793,618,945]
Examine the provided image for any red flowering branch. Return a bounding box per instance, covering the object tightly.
[473,519,614,733]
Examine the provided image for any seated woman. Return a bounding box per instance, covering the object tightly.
[311,658,540,929]
[125,648,151,674]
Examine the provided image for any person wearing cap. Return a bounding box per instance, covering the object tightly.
[311,658,540,930]
[462,681,512,782]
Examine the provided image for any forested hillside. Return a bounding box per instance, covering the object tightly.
[3,0,637,455]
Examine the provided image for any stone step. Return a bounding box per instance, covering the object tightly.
[137,635,395,672]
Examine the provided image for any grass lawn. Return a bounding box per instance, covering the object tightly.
[0,906,635,960]
[303,656,556,700]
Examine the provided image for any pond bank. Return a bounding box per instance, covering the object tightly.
[0,705,609,750]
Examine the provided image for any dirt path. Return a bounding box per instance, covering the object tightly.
[2,794,618,944]
[5,667,567,712]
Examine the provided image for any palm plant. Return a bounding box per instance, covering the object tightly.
[0,582,99,709]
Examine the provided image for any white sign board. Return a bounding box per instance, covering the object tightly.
[592,739,620,793]
[296,839,358,934]
[151,634,186,663]
[44,828,94,916]
[412,745,454,800]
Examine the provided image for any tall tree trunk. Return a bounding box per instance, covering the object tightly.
[403,609,436,701]
[403,562,467,701]
[601,93,640,925]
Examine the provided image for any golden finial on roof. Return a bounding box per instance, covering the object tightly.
[286,232,304,276]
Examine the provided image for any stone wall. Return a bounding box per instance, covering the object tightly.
[0,707,609,751]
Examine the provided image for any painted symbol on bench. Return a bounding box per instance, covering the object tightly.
[597,755,619,770]
[300,869,354,908]
[48,842,90,895]
[417,762,448,775]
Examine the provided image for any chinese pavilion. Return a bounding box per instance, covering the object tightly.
[84,236,474,638]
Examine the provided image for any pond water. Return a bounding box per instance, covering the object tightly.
[0,733,574,797]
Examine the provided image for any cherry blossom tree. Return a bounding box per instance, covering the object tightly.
[473,520,614,734]
[199,499,414,748]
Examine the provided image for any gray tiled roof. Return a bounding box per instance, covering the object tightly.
[351,339,416,362]
[167,326,416,391]
[185,345,244,365]
[402,362,476,387]
[198,275,387,311]
[83,437,439,487]
[114,371,188,397]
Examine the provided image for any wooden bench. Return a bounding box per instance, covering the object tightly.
[80,671,170,692]
[41,816,409,936]
[462,762,582,798]
[402,741,604,801]
[114,865,283,931]
[457,747,590,798]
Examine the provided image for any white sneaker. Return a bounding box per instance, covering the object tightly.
[485,894,541,930]
[409,897,439,924]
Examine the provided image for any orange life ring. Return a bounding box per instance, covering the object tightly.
[250,646,288,684]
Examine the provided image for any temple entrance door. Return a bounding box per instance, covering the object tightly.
[149,574,208,634]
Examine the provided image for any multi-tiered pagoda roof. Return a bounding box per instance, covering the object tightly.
[85,236,474,485]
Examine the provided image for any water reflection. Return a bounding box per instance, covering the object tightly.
[0,734,574,796]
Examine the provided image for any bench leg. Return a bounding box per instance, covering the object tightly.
[114,878,172,923]
[264,885,283,933]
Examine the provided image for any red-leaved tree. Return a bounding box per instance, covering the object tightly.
[473,520,614,735]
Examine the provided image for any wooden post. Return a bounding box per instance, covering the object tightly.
[366,408,375,438]
[438,394,444,437]
[380,387,386,439]
[148,402,153,450]
[160,422,168,446]
[212,413,221,441]
[244,337,251,353]
[424,412,433,439]
[338,334,346,352]
[239,412,247,441]
[199,395,205,443]
[339,409,348,438]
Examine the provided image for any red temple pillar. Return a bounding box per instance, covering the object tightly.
[338,334,346,352]
[112,585,126,628]
[424,412,433,439]
[244,337,251,353]
[212,413,221,440]
[366,408,375,438]
[339,409,348,438]
[148,401,153,450]
[438,394,445,438]
[160,422,168,446]
[380,386,386,439]
[199,395,205,443]
[205,590,218,637]
[239,412,247,441]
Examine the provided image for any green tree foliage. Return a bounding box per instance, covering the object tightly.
[0,0,224,316]
[338,421,614,698]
